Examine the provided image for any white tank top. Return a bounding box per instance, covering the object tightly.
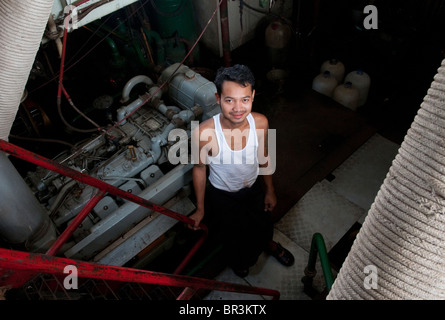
[208,113,259,192]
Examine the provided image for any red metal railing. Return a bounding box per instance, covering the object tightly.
[0,139,207,265]
[0,139,280,300]
[0,248,279,299]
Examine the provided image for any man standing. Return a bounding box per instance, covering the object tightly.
[189,64,294,277]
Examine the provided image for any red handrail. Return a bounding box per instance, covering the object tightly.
[46,189,106,256]
[0,139,203,230]
[0,248,280,299]
[0,139,280,300]
[0,138,207,275]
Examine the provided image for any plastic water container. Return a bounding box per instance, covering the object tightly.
[265,19,291,49]
[320,59,345,83]
[265,19,292,68]
[312,71,338,97]
[333,82,360,111]
[345,69,371,106]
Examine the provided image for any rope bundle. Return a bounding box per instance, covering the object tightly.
[327,59,445,300]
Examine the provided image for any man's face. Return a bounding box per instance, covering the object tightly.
[216,80,255,126]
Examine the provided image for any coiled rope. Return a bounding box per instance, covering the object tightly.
[327,59,445,300]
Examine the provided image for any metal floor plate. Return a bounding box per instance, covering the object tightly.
[206,133,400,300]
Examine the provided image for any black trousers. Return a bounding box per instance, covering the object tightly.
[203,179,274,270]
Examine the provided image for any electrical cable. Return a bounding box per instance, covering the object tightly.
[77,0,113,21]
[56,25,101,133]
[29,0,152,96]
[61,84,102,129]
[64,13,115,67]
[39,0,222,136]
[8,134,75,148]
[56,1,132,134]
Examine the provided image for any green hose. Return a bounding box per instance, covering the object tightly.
[185,244,223,276]
[306,232,335,291]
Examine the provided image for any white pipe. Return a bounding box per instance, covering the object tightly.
[121,75,154,103]
[150,138,162,163]
[0,152,57,251]
[116,96,145,125]
[0,0,57,252]
[0,0,54,141]
[174,109,196,123]
[47,14,63,57]
[148,86,163,100]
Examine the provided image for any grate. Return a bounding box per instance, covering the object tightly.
[9,273,191,300]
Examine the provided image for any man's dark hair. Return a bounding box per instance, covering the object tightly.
[214,64,255,95]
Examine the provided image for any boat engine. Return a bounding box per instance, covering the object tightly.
[19,64,219,266]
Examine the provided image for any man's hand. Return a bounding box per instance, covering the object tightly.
[188,208,204,230]
[264,190,277,212]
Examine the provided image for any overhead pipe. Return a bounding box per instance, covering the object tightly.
[220,0,231,67]
[0,0,54,141]
[0,0,58,252]
[47,15,63,58]
[328,59,445,299]
[142,27,165,64]
[120,75,154,103]
[0,152,57,252]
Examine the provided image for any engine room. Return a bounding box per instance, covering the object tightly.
[3,0,445,303]
[4,59,219,266]
[1,0,226,268]
[0,0,291,280]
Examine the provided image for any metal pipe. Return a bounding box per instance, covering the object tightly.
[176,287,197,300]
[47,15,63,57]
[121,75,154,103]
[116,95,146,124]
[220,0,231,67]
[0,151,57,251]
[173,227,208,275]
[56,29,99,134]
[304,232,335,291]
[142,27,165,64]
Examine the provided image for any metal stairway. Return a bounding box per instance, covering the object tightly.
[0,139,280,300]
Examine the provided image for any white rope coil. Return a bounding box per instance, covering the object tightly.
[327,59,445,300]
[0,0,54,141]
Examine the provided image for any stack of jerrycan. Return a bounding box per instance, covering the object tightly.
[312,59,370,111]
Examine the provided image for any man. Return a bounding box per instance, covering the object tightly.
[189,64,294,277]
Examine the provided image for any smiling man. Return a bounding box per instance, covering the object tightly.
[189,64,294,277]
